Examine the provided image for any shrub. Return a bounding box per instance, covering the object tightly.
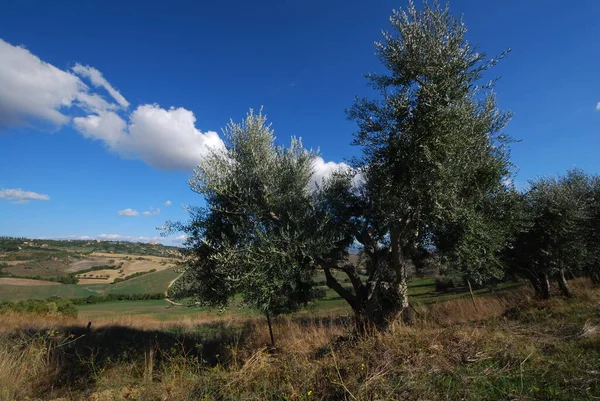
[0,299,77,318]
[70,293,164,305]
[112,269,156,284]
[435,277,455,293]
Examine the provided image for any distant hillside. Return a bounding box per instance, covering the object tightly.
[0,236,180,257]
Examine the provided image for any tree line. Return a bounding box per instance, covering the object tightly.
[164,1,599,334]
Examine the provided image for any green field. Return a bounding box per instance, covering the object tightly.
[0,268,180,302]
[106,268,180,295]
[0,283,103,301]
[0,258,525,321]
[73,276,524,320]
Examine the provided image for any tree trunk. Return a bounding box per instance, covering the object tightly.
[540,273,551,299]
[528,276,543,298]
[467,279,477,309]
[390,226,412,324]
[265,310,275,347]
[590,269,600,285]
[557,269,573,298]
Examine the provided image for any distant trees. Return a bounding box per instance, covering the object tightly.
[112,269,156,284]
[506,169,599,298]
[583,176,600,284]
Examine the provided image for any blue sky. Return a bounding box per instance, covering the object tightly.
[0,0,598,244]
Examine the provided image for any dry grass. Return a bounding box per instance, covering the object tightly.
[76,258,175,284]
[0,277,60,286]
[0,280,599,400]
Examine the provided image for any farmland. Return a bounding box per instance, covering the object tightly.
[0,238,595,401]
[0,268,181,302]
[0,238,181,302]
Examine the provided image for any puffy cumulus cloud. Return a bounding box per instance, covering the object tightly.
[596,102,600,111]
[126,105,225,170]
[142,207,160,216]
[73,105,225,170]
[0,188,50,204]
[310,157,352,189]
[310,157,365,192]
[0,39,126,128]
[117,208,139,216]
[0,39,344,176]
[0,39,222,171]
[73,111,127,148]
[72,64,129,108]
[164,200,172,206]
[0,39,82,127]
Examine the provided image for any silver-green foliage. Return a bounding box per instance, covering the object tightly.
[348,1,513,290]
[167,111,334,315]
[507,169,590,298]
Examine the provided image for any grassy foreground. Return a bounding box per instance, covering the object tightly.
[1,280,599,401]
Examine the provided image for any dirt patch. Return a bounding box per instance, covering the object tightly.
[76,278,112,284]
[76,259,174,284]
[91,252,177,264]
[5,260,31,266]
[0,278,60,286]
[4,259,71,278]
[66,259,114,273]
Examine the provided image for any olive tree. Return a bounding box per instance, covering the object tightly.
[584,175,600,284]
[166,110,335,344]
[347,1,513,319]
[507,170,589,298]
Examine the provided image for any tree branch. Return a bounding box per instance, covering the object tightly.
[319,259,356,309]
[330,263,365,299]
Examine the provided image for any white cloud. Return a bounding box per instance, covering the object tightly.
[127,105,225,170]
[72,64,129,108]
[117,208,139,216]
[41,233,183,245]
[596,102,600,111]
[0,39,122,128]
[0,39,224,171]
[0,39,82,127]
[96,233,176,244]
[73,111,127,148]
[164,200,172,206]
[173,234,187,242]
[310,157,351,189]
[142,207,160,216]
[0,188,50,203]
[310,157,365,192]
[0,39,344,177]
[75,105,225,170]
[97,233,125,240]
[502,177,513,187]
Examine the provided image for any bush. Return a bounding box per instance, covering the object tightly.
[70,293,164,305]
[75,264,119,275]
[57,275,79,284]
[0,299,77,318]
[435,277,455,293]
[112,269,156,284]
